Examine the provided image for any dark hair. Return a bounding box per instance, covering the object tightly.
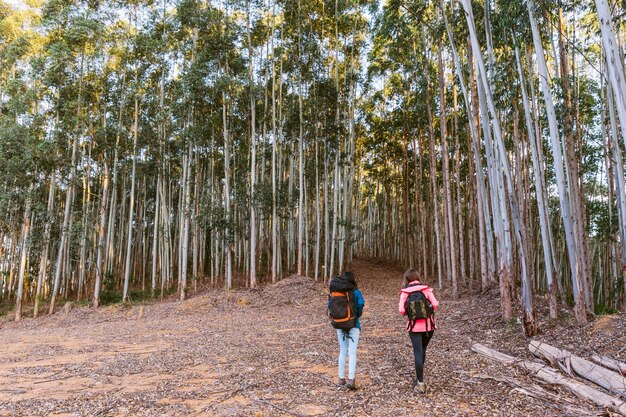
[403,269,421,286]
[341,271,357,289]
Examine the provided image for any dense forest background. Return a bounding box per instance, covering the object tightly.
[1,0,626,335]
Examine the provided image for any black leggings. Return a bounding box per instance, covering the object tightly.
[409,331,433,382]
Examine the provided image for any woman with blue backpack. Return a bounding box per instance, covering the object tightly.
[328,271,364,390]
[399,269,439,393]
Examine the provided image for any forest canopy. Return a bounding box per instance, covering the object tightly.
[1,0,626,336]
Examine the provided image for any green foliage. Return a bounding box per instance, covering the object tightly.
[99,286,176,306]
[0,0,623,315]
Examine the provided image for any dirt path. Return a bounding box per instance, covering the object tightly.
[0,259,614,416]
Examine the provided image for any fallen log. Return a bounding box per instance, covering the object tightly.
[472,373,598,416]
[472,343,626,416]
[529,341,626,398]
[591,355,626,376]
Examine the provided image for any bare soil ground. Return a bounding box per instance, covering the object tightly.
[0,259,624,416]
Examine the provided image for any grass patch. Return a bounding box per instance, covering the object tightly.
[594,305,619,316]
[0,298,14,318]
[0,285,180,318]
[99,286,178,306]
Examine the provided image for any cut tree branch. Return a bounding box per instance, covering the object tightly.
[472,343,626,415]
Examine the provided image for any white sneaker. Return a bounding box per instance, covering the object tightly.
[415,381,426,394]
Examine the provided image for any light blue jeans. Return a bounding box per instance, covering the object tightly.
[336,328,360,379]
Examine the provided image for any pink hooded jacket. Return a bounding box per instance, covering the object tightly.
[399,281,439,332]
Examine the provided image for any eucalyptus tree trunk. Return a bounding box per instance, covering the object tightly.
[594,0,626,310]
[277,46,285,279]
[413,136,428,277]
[177,168,184,290]
[77,144,91,301]
[527,0,586,324]
[297,80,304,276]
[93,161,110,308]
[339,139,349,271]
[271,5,278,283]
[424,51,443,290]
[324,142,330,283]
[607,82,626,311]
[160,177,171,295]
[526,45,561,298]
[105,71,127,278]
[453,85,466,283]
[515,46,557,319]
[6,228,17,300]
[49,137,78,315]
[477,74,512,320]
[471,49,496,285]
[156,0,168,294]
[122,89,139,302]
[304,172,310,277]
[180,146,191,299]
[15,187,33,322]
[329,0,340,279]
[223,91,233,290]
[346,82,357,266]
[139,180,148,289]
[558,6,592,310]
[287,143,295,271]
[461,0,537,335]
[595,0,626,151]
[247,0,257,288]
[34,179,55,317]
[442,7,489,289]
[402,137,411,266]
[49,49,85,314]
[192,153,201,289]
[466,11,512,304]
[63,212,73,298]
[340,85,355,271]
[438,43,458,298]
[606,126,620,306]
[259,44,269,280]
[192,152,202,287]
[314,133,321,282]
[329,152,340,279]
[151,175,160,297]
[483,0,496,71]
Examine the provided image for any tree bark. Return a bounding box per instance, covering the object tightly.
[515,46,557,319]
[248,0,257,288]
[438,43,458,298]
[529,341,626,397]
[15,187,33,321]
[93,161,110,308]
[473,343,626,415]
[34,179,55,317]
[527,0,586,323]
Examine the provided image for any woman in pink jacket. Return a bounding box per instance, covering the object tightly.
[398,269,439,393]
